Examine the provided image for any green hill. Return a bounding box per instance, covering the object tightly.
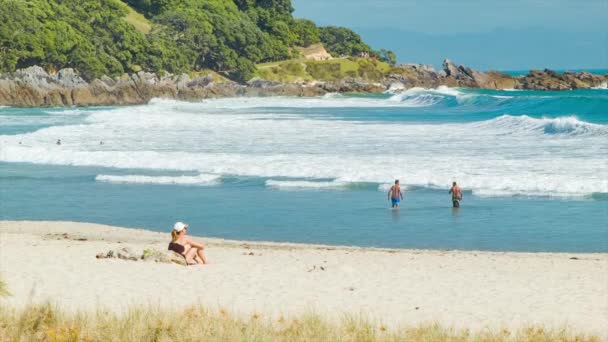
[0,0,396,82]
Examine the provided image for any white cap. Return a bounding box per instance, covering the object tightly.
[173,222,188,232]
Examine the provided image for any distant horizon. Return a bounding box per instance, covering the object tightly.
[293,0,608,71]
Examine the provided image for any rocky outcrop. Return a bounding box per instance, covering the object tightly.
[517,69,607,90]
[0,67,385,106]
[1,62,606,107]
[435,59,606,90]
[385,64,442,88]
[440,59,519,89]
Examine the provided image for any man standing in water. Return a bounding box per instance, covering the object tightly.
[388,179,404,208]
[449,181,463,208]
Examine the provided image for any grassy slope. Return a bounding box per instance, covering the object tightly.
[117,1,152,34]
[188,70,231,83]
[293,43,331,59]
[255,57,392,82]
[0,303,599,341]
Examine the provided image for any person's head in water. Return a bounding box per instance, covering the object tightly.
[395,179,399,185]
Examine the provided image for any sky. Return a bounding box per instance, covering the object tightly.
[292,0,608,70]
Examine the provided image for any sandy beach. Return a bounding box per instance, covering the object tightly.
[0,220,606,337]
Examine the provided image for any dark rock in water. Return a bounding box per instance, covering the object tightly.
[517,69,607,90]
[442,59,461,78]
[441,59,518,89]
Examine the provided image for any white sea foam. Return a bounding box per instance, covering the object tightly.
[44,109,87,115]
[95,173,220,186]
[266,179,349,190]
[385,82,405,94]
[1,97,606,197]
[147,87,469,108]
[591,82,607,90]
[377,183,413,192]
[322,93,343,98]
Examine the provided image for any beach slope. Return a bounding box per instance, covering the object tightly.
[0,221,606,336]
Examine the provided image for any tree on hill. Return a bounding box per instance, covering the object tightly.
[319,26,373,57]
[291,19,320,47]
[0,0,153,78]
[151,0,290,71]
[0,0,395,82]
[123,0,181,17]
[378,49,397,65]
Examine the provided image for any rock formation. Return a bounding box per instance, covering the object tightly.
[0,61,605,107]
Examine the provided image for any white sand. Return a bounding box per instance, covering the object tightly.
[1,221,607,336]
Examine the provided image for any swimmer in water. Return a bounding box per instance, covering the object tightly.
[449,181,463,208]
[387,179,404,208]
[56,139,61,145]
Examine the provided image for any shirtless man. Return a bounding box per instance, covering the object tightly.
[449,181,463,208]
[387,179,404,208]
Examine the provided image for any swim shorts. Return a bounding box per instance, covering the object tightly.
[391,197,400,206]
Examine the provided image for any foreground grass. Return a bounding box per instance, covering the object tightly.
[0,303,599,342]
[0,278,8,298]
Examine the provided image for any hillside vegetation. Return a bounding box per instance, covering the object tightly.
[256,57,392,82]
[0,0,396,82]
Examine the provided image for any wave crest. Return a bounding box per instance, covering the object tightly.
[477,115,607,136]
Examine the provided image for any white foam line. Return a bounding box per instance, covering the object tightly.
[265,179,348,190]
[95,174,220,186]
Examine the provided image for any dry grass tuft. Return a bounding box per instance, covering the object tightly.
[0,277,9,298]
[0,303,600,342]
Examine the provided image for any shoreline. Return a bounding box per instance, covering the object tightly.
[1,219,606,256]
[1,220,607,336]
[1,61,606,107]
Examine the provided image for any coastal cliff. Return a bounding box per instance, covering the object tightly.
[0,60,606,107]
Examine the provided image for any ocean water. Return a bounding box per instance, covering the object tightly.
[1,87,607,252]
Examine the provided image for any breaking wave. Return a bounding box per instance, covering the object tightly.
[474,115,607,136]
[1,92,606,198]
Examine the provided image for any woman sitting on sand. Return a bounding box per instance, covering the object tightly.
[168,222,208,265]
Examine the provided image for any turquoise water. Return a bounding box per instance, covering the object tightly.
[1,87,607,252]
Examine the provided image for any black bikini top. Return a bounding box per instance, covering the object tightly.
[168,242,185,254]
